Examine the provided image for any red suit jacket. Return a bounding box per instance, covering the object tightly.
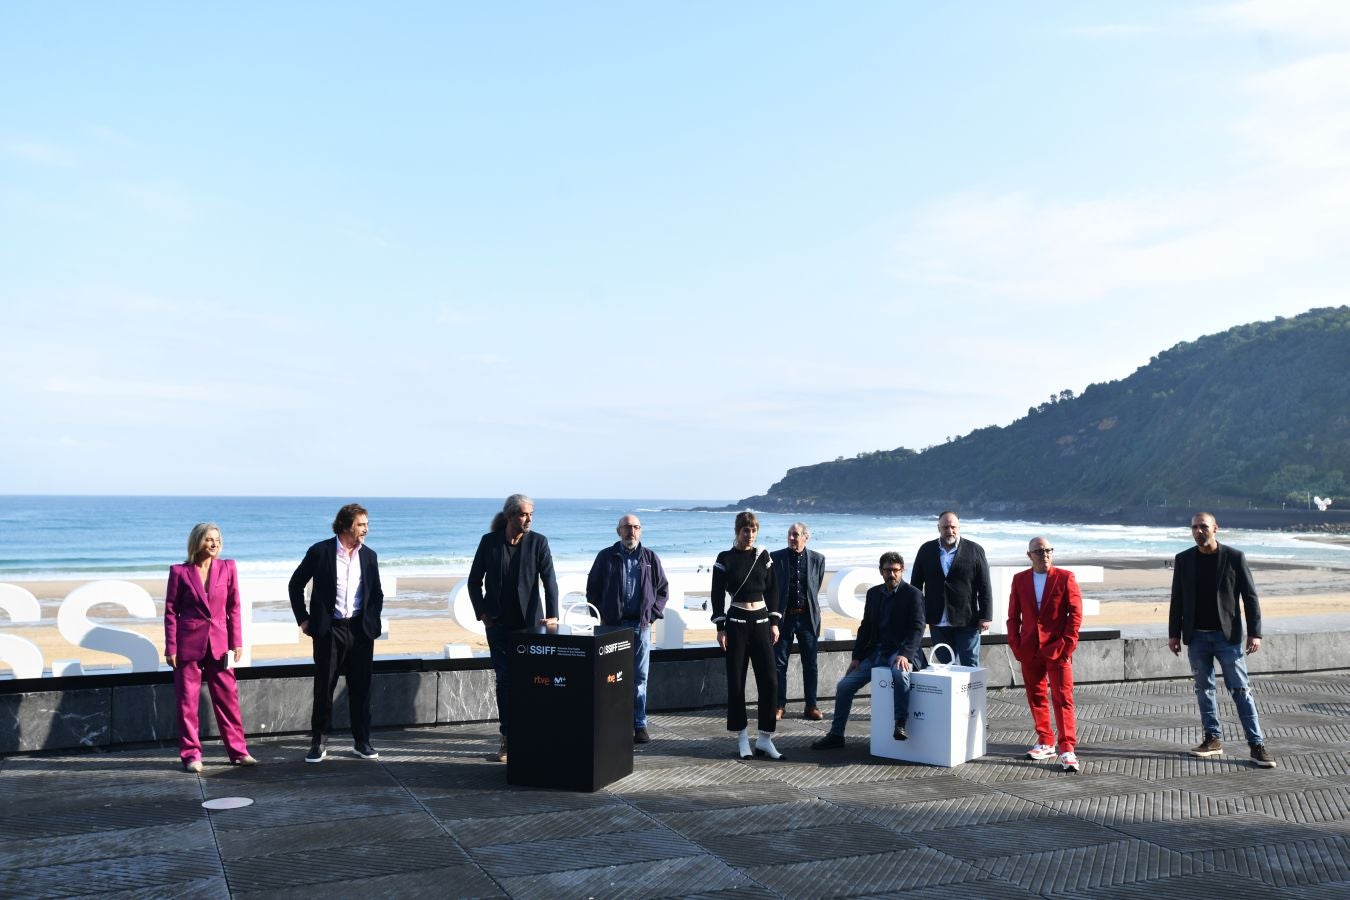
[164,558,242,661]
[1006,567,1083,663]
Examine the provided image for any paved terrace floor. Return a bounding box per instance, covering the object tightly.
[3,671,1350,899]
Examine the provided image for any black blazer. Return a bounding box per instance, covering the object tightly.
[910,538,993,627]
[854,582,926,669]
[289,538,384,640]
[770,547,827,637]
[1169,543,1261,645]
[467,530,559,627]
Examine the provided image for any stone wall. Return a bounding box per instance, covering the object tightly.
[5,630,1350,754]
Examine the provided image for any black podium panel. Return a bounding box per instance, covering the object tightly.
[507,625,634,792]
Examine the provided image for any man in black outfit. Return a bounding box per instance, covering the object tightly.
[771,521,827,721]
[910,511,992,667]
[1168,511,1276,768]
[290,503,385,763]
[812,551,925,749]
[468,493,559,762]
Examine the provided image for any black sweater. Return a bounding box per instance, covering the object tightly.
[710,547,780,630]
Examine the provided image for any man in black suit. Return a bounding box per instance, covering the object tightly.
[812,552,925,749]
[290,502,385,763]
[910,511,992,667]
[770,522,827,721]
[1168,511,1276,768]
[468,493,559,762]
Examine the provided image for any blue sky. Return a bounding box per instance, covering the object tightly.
[3,1,1348,499]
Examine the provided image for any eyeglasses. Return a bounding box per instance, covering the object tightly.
[1030,548,1054,555]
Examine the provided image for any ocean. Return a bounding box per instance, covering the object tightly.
[1,496,1347,582]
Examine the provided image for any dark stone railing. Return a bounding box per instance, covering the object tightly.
[4,629,1348,755]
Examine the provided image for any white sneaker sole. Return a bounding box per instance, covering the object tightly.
[305,751,326,764]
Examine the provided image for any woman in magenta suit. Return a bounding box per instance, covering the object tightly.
[164,522,254,772]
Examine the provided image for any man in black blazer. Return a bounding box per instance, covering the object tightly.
[812,551,925,749]
[770,522,827,721]
[1168,511,1275,768]
[468,493,559,762]
[290,503,385,763]
[909,511,992,667]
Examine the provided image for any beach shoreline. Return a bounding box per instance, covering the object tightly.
[3,554,1349,675]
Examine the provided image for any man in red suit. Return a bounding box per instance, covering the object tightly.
[1006,536,1083,772]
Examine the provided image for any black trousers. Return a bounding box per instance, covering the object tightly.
[485,622,512,735]
[724,607,777,732]
[311,616,374,744]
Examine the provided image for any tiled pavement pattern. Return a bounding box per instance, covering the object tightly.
[3,672,1350,898]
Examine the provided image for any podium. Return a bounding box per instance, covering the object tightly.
[870,663,987,767]
[507,625,635,792]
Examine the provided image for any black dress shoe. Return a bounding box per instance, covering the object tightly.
[305,738,327,764]
[634,727,651,744]
[354,742,379,759]
[812,732,845,750]
[893,723,908,741]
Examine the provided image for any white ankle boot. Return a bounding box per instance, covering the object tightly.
[736,728,752,759]
[754,731,784,760]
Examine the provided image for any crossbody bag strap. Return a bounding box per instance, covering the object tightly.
[729,550,768,604]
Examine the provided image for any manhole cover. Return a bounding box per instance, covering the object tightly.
[202,797,254,810]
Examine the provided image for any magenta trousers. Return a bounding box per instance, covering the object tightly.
[174,653,250,762]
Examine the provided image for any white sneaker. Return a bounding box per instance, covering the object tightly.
[1060,751,1081,772]
[1025,743,1056,761]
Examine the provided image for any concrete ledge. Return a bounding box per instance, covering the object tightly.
[5,629,1348,755]
[1124,638,1191,681]
[1297,631,1350,671]
[1,688,110,754]
[1247,634,1298,674]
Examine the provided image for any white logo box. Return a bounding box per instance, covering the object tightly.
[869,659,988,767]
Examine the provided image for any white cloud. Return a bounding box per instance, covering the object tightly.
[45,376,199,400]
[109,181,198,223]
[87,124,137,147]
[1066,24,1162,39]
[1236,53,1350,171]
[3,139,73,165]
[894,13,1350,306]
[43,374,311,411]
[1206,0,1350,43]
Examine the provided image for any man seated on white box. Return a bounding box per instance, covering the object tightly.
[812,552,926,750]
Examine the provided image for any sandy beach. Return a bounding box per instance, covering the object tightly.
[4,558,1350,675]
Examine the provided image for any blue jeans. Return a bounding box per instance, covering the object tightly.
[929,625,981,667]
[624,621,652,728]
[774,612,819,708]
[1187,630,1265,745]
[828,651,912,736]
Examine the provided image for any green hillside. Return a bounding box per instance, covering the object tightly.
[740,307,1350,516]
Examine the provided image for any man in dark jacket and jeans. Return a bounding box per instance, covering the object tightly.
[813,551,925,749]
[1168,511,1276,768]
[587,514,670,743]
[771,522,827,721]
